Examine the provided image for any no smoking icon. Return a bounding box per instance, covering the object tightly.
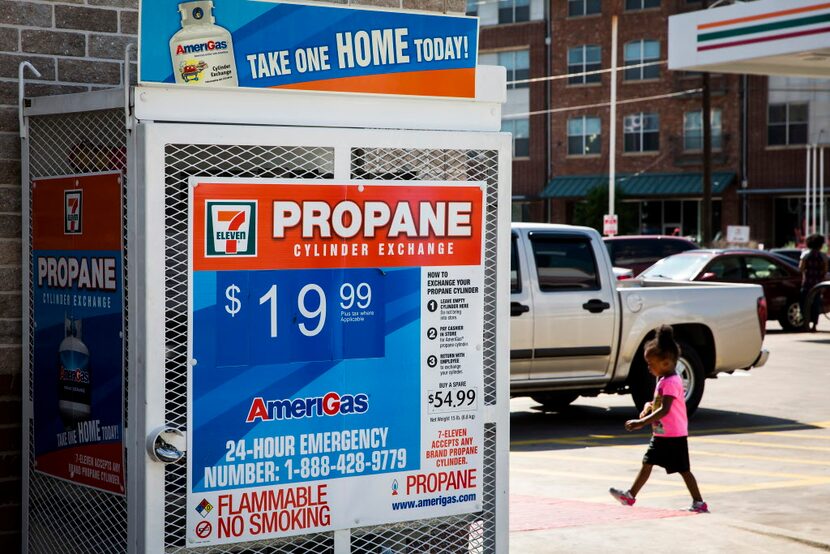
[195,520,212,539]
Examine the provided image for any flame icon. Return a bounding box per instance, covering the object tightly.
[391,479,399,496]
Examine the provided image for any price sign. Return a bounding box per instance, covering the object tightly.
[199,268,385,366]
[427,387,477,413]
[187,179,487,546]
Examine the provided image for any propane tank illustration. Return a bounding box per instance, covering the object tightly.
[58,317,91,428]
[169,1,238,87]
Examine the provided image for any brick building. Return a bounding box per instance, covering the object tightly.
[744,74,830,246]
[0,0,465,548]
[469,0,550,221]
[475,0,828,244]
[544,0,743,239]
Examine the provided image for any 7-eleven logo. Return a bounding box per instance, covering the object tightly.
[206,201,257,257]
[64,190,82,234]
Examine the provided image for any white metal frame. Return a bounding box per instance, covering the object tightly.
[21,64,510,553]
[22,87,131,554]
[135,119,511,553]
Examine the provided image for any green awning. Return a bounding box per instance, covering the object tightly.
[541,172,736,199]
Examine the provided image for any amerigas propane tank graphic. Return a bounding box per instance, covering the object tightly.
[169,1,238,86]
[58,316,91,428]
[32,173,125,494]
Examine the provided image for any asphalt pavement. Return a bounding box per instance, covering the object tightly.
[509,324,830,553]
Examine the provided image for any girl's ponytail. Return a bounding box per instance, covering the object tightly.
[645,324,681,362]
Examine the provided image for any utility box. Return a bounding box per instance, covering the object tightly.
[21,58,510,554]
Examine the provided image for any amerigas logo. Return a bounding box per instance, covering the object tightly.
[206,201,257,256]
[64,190,82,235]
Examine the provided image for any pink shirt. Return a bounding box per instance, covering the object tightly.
[652,374,688,437]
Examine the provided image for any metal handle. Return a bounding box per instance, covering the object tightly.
[124,42,135,131]
[18,61,42,139]
[582,299,611,314]
[147,427,186,464]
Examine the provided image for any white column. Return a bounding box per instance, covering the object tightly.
[812,143,819,235]
[806,145,812,238]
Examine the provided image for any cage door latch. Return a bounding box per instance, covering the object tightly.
[147,427,186,464]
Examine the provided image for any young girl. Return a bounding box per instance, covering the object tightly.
[609,325,708,513]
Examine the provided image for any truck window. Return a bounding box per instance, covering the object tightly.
[511,234,521,293]
[530,235,600,291]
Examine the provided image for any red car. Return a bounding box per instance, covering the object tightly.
[604,236,698,276]
[640,249,830,331]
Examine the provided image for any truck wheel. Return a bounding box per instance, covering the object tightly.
[530,392,579,412]
[779,299,805,332]
[630,340,705,416]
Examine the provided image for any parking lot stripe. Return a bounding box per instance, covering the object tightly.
[511,466,686,488]
[511,420,830,447]
[755,431,830,440]
[690,437,830,453]
[689,449,830,467]
[511,451,822,480]
[581,476,830,503]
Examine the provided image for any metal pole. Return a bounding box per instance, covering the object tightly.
[701,0,712,246]
[821,146,825,237]
[608,15,618,225]
[806,145,812,239]
[702,74,712,245]
[812,143,818,235]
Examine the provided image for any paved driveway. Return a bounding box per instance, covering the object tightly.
[509,326,830,553]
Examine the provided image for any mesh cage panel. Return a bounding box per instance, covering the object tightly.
[350,147,500,407]
[26,109,129,553]
[163,144,336,552]
[162,141,500,553]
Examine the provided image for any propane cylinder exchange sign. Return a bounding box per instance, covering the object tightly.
[31,173,125,495]
[188,179,486,546]
[139,0,478,98]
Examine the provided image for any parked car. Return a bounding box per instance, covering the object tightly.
[805,281,830,325]
[604,235,698,276]
[639,249,830,331]
[511,224,768,415]
[769,247,803,264]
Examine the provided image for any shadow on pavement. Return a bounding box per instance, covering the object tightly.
[510,404,821,452]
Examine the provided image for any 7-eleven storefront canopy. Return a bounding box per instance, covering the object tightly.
[669,0,830,77]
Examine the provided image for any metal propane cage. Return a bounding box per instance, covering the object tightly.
[20,65,511,554]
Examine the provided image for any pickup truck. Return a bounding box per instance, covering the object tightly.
[510,223,769,414]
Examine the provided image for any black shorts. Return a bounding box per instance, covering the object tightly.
[643,436,690,474]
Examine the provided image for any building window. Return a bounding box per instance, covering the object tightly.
[567,45,601,85]
[466,0,478,16]
[498,0,530,24]
[683,109,722,151]
[568,116,601,156]
[568,0,601,17]
[625,0,660,9]
[499,50,530,89]
[624,112,659,152]
[503,118,530,157]
[624,40,660,81]
[768,103,808,146]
